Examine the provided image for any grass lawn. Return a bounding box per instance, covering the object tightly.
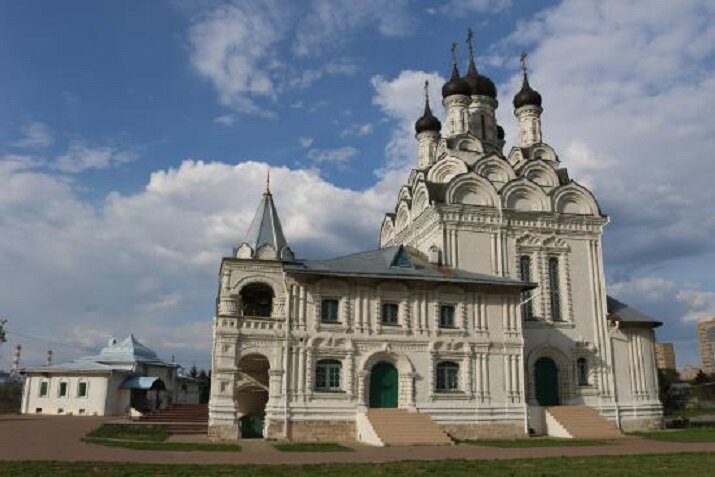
[86,424,170,442]
[1,453,715,476]
[272,442,352,452]
[632,427,715,443]
[463,438,616,448]
[666,408,715,418]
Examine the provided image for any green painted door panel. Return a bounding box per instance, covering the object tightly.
[240,414,264,438]
[534,357,560,406]
[369,362,398,408]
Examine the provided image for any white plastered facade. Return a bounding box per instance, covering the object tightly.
[209,68,662,442]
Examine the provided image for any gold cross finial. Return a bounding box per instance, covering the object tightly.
[424,79,429,102]
[265,168,271,194]
[450,42,458,66]
[467,27,474,58]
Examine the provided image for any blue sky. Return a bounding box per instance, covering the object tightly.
[1,0,714,371]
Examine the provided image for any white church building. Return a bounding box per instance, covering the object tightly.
[209,39,662,443]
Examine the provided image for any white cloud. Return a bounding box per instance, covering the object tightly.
[11,121,53,149]
[371,70,445,170]
[610,276,715,324]
[496,0,715,271]
[288,60,359,89]
[187,1,289,115]
[294,0,416,57]
[306,146,358,165]
[340,123,374,138]
[214,114,235,126]
[53,141,137,173]
[438,0,511,16]
[0,159,396,367]
[298,137,314,148]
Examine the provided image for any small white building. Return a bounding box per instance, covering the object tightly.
[20,334,199,416]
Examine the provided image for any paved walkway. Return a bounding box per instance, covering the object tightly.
[2,415,715,465]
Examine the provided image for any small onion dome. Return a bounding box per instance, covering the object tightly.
[415,99,441,134]
[497,125,505,140]
[442,63,471,98]
[464,58,497,99]
[513,72,542,109]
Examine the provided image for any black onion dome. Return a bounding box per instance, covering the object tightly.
[497,125,505,140]
[442,64,471,98]
[513,73,542,109]
[415,98,441,134]
[464,58,497,99]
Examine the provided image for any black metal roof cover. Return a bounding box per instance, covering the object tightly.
[607,296,663,328]
[287,245,533,289]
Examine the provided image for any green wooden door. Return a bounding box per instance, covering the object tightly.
[240,414,264,438]
[369,362,398,408]
[534,357,560,406]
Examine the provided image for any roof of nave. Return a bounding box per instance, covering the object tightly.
[607,296,662,328]
[286,244,533,289]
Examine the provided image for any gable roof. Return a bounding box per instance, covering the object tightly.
[286,245,533,289]
[607,296,662,328]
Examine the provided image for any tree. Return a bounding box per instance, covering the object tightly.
[694,370,710,385]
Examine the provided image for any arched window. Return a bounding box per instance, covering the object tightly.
[240,283,274,317]
[577,357,589,386]
[436,361,459,392]
[315,359,342,392]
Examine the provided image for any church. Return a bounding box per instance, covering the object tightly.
[209,36,663,444]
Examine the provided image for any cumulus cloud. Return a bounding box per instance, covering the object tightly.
[371,70,445,170]
[0,159,395,367]
[11,121,53,149]
[496,0,715,274]
[53,141,137,173]
[187,1,289,114]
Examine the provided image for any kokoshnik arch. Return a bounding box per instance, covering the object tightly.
[208,34,663,443]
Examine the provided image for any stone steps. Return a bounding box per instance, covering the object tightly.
[366,409,452,446]
[546,405,623,439]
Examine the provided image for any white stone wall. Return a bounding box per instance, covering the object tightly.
[209,256,530,438]
[22,374,111,416]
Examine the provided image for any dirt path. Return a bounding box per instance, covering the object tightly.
[3,415,715,465]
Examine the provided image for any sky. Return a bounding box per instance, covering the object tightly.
[1,0,714,371]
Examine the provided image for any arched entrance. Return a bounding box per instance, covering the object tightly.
[369,362,398,408]
[236,353,269,438]
[534,357,559,406]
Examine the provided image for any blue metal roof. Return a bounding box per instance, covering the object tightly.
[120,376,164,390]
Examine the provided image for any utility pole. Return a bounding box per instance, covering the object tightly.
[0,318,7,344]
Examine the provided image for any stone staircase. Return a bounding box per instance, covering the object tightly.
[360,409,452,446]
[137,404,208,435]
[545,406,623,439]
